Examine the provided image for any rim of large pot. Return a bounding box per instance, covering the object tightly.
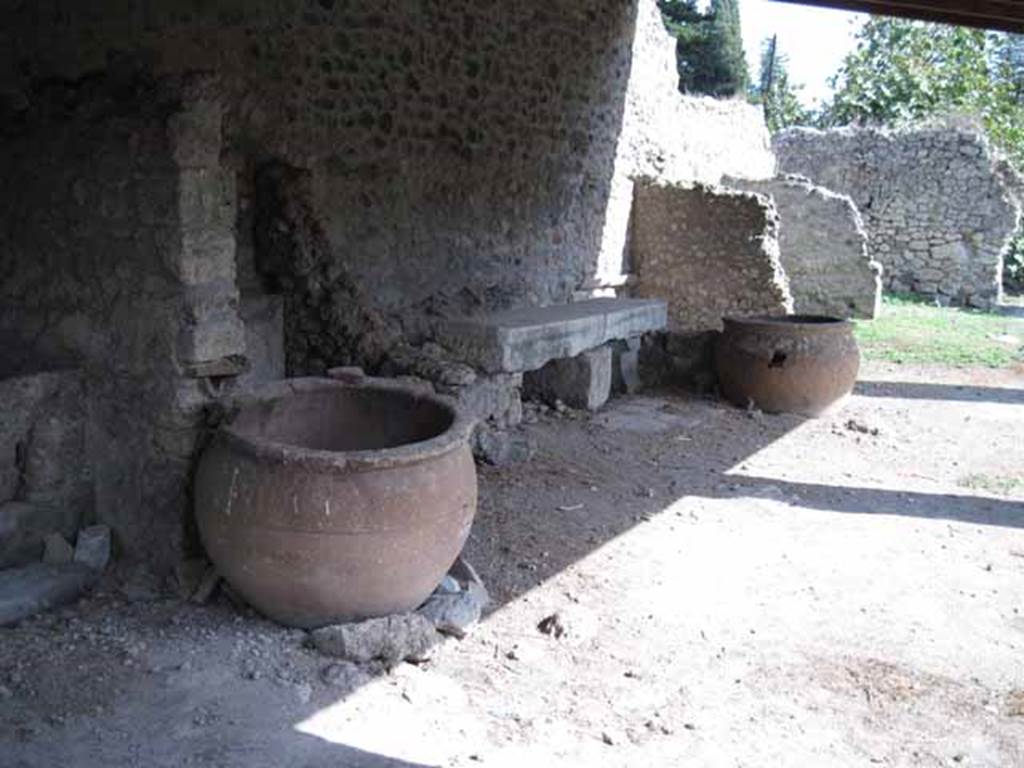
[216,377,477,472]
[722,314,853,333]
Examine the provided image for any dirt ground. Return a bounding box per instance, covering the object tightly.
[2,360,1023,767]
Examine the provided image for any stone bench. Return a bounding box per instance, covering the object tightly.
[431,298,667,373]
[431,298,667,410]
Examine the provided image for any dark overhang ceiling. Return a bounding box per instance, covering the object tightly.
[771,1,1024,33]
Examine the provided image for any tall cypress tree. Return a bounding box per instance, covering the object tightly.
[706,0,749,97]
[658,0,750,98]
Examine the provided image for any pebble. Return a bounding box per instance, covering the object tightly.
[321,661,372,689]
[537,613,565,639]
[191,567,221,604]
[73,526,111,572]
[436,575,461,595]
[845,417,881,436]
[294,682,313,704]
[42,534,74,565]
[311,614,437,664]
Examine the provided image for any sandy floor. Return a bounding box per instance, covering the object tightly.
[2,361,1023,767]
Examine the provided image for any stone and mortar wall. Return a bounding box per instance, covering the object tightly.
[614,0,775,186]
[0,1,778,346]
[0,0,651,374]
[0,74,242,570]
[630,181,793,332]
[774,126,1022,307]
[725,175,882,319]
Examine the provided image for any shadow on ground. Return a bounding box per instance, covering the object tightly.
[5,369,1024,766]
[710,474,1024,530]
[855,380,1023,404]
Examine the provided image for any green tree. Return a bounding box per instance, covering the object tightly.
[658,0,749,98]
[821,19,992,128]
[705,0,749,97]
[819,17,1024,288]
[752,35,810,132]
[991,32,1024,100]
[819,18,1024,167]
[658,1,712,94]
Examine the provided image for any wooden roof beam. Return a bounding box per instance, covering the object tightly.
[769,0,1024,34]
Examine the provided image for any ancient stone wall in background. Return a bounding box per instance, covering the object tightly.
[725,175,882,319]
[774,126,1022,307]
[616,1,775,186]
[630,181,792,332]
[0,74,241,569]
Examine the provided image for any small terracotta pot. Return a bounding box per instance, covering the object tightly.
[194,377,478,628]
[715,315,860,417]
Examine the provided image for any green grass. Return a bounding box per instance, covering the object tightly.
[853,294,1024,367]
[958,473,1024,497]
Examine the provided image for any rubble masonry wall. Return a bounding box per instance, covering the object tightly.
[630,181,793,332]
[774,126,1021,307]
[725,175,882,319]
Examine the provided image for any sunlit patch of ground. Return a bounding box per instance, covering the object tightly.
[2,361,1023,766]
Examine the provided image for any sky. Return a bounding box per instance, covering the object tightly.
[737,0,869,107]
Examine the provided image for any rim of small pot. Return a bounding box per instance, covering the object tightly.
[722,314,853,334]
[216,376,477,472]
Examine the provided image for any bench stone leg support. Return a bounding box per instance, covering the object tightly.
[611,337,642,395]
[523,345,612,411]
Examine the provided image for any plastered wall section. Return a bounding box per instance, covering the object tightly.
[630,181,793,332]
[774,126,1022,307]
[725,175,882,319]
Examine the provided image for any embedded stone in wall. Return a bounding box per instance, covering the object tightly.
[630,181,793,332]
[724,175,882,319]
[380,343,523,431]
[774,125,1022,307]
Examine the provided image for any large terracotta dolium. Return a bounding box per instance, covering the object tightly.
[194,377,478,629]
[715,315,860,417]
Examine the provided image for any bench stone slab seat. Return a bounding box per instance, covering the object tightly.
[433,298,668,373]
